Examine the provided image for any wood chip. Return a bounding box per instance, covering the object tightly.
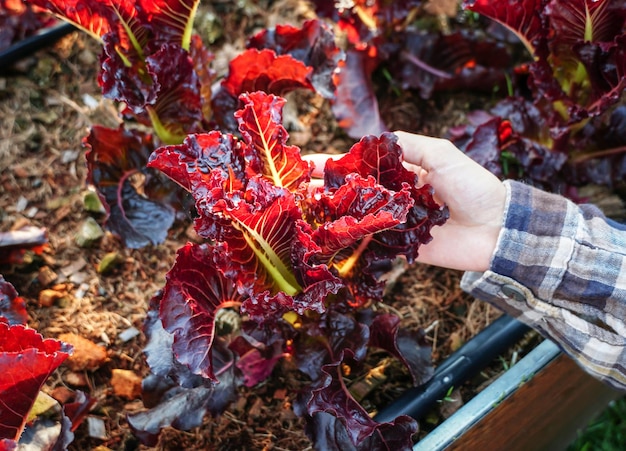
[37,266,58,287]
[58,333,108,371]
[63,371,89,387]
[38,288,65,307]
[111,369,142,400]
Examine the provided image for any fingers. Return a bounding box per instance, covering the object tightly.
[393,130,465,174]
[301,153,342,178]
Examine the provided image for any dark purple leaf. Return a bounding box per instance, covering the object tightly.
[303,350,417,450]
[85,125,176,248]
[369,314,433,386]
[159,243,243,380]
[398,30,512,99]
[332,50,387,139]
[129,293,239,446]
[230,335,286,387]
[294,310,370,382]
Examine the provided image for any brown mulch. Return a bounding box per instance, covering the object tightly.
[0,2,535,450]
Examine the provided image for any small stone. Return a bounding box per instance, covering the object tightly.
[83,191,106,214]
[38,289,65,307]
[110,369,142,400]
[87,416,107,440]
[118,327,140,343]
[97,252,124,274]
[50,386,74,404]
[61,150,80,164]
[63,371,89,387]
[27,392,60,422]
[58,333,108,371]
[76,217,104,248]
[16,196,28,212]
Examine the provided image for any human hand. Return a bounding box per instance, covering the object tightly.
[394,131,506,272]
[303,132,506,272]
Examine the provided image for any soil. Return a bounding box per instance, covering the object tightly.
[0,2,542,450]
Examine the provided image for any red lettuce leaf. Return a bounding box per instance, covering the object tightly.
[211,176,340,322]
[137,0,201,49]
[32,0,208,144]
[148,131,245,193]
[0,276,27,325]
[85,125,176,248]
[315,132,447,305]
[100,40,203,144]
[221,48,314,97]
[30,0,200,48]
[369,314,433,386]
[26,0,119,41]
[303,350,417,450]
[247,19,343,99]
[0,321,71,443]
[229,335,286,387]
[235,91,311,192]
[212,48,316,132]
[159,243,243,380]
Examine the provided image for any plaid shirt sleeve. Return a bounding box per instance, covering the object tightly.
[461,180,626,390]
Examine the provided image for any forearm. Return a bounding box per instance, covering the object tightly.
[462,180,626,389]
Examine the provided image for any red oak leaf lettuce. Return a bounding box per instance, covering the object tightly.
[30,0,211,144]
[141,91,445,447]
[309,132,448,305]
[456,0,626,189]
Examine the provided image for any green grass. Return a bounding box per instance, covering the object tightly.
[569,396,626,451]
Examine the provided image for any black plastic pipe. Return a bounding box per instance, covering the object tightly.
[0,22,76,70]
[375,314,531,423]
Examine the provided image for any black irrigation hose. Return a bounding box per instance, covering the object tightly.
[0,22,76,69]
[375,314,531,423]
